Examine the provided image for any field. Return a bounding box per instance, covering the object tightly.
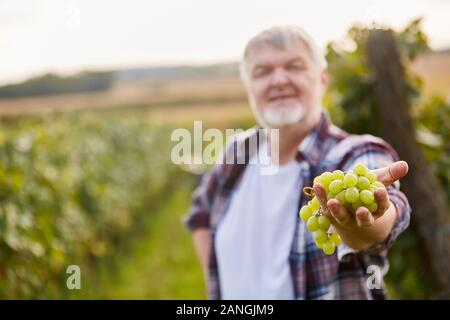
[410,50,450,99]
[1,50,448,119]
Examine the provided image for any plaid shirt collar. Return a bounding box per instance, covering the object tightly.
[295,110,331,166]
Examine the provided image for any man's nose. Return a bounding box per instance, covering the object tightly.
[270,68,289,87]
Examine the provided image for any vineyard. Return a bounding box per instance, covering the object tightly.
[0,112,190,298]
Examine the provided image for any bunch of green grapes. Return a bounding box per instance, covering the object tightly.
[299,163,386,255]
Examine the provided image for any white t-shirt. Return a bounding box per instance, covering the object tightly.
[215,142,302,300]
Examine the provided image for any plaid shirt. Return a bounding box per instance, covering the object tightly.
[184,111,411,300]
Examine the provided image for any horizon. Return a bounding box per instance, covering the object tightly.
[3,47,450,88]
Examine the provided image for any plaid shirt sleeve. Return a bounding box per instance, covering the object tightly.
[339,135,411,256]
[183,167,219,231]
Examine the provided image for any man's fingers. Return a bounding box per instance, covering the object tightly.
[355,206,375,227]
[312,180,391,229]
[373,161,409,186]
[313,184,329,211]
[327,199,355,226]
[373,188,390,218]
[313,184,338,224]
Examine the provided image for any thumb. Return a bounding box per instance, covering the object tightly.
[373,161,409,186]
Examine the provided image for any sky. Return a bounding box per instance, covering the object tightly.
[1,0,449,85]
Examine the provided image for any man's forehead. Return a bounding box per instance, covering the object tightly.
[247,40,311,66]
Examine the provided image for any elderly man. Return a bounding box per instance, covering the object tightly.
[184,26,411,300]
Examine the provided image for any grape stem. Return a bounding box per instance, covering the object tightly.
[303,186,315,198]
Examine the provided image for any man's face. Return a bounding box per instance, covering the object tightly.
[244,39,328,128]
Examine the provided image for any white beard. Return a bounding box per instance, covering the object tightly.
[261,103,304,128]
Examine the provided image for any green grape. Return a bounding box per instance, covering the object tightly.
[360,189,375,204]
[318,215,331,231]
[371,181,386,190]
[314,229,328,243]
[322,240,336,255]
[365,171,377,183]
[357,176,371,190]
[344,202,354,212]
[315,241,325,249]
[343,172,358,187]
[329,180,344,194]
[310,197,320,211]
[332,170,345,181]
[335,190,346,204]
[345,187,359,203]
[327,192,336,201]
[306,215,319,232]
[352,200,364,212]
[367,202,378,214]
[319,172,333,187]
[299,205,313,221]
[354,163,368,176]
[313,176,320,185]
[330,232,341,246]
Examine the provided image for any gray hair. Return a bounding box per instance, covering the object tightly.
[239,26,327,83]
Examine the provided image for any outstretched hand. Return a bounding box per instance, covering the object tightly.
[313,161,408,229]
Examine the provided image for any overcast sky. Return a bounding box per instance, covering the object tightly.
[1,0,449,85]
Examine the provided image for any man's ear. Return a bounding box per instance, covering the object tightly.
[320,68,329,89]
